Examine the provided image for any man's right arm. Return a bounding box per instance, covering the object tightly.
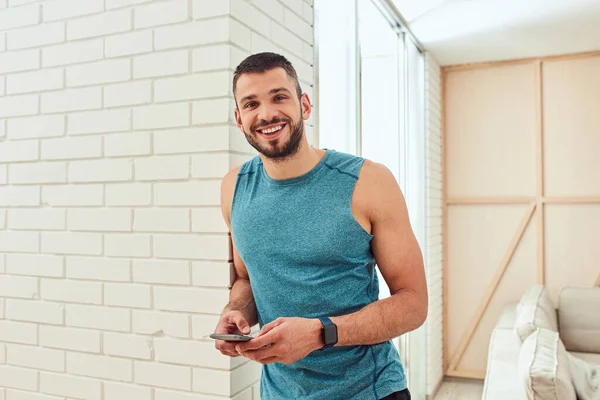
[214,166,258,356]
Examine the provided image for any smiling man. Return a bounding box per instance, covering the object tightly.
[213,52,428,400]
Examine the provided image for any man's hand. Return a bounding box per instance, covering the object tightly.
[214,310,251,357]
[235,317,322,365]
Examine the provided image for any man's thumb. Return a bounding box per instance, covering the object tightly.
[235,316,250,334]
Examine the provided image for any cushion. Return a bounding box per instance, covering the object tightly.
[568,353,600,400]
[518,328,577,400]
[482,328,526,400]
[558,287,600,353]
[514,285,558,342]
[570,352,600,366]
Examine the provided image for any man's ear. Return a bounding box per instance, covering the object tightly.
[301,93,312,121]
[234,107,244,133]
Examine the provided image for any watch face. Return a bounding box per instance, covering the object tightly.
[323,324,338,345]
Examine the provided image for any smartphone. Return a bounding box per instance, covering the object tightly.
[209,333,253,342]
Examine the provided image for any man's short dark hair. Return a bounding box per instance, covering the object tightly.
[233,52,303,105]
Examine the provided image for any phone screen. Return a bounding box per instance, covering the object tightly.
[209,333,253,342]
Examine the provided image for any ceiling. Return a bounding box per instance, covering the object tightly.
[392,0,600,66]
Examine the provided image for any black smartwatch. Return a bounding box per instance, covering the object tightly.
[318,316,338,350]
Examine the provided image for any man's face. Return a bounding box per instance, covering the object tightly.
[234,68,311,161]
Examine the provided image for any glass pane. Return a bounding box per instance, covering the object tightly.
[314,0,358,155]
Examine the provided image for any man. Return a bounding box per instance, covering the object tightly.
[214,52,427,400]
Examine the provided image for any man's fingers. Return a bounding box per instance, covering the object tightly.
[215,341,241,357]
[238,345,278,362]
[231,314,251,335]
[255,318,285,338]
[238,329,277,351]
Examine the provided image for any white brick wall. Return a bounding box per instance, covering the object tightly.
[0,0,314,399]
[425,53,444,397]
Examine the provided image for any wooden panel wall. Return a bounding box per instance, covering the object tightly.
[442,51,600,378]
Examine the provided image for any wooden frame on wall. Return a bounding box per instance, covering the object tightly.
[441,50,600,379]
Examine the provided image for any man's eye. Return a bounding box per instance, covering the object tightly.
[275,95,286,101]
[244,102,257,109]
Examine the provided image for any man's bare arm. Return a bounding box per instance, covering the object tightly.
[330,161,428,346]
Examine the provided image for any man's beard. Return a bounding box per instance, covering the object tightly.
[243,116,304,162]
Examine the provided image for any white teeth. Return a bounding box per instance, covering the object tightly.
[261,125,283,134]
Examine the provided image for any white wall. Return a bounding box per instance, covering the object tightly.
[0,1,313,399]
[424,52,443,397]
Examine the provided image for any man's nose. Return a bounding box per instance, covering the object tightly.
[257,104,278,122]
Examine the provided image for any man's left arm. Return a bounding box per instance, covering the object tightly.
[235,162,428,364]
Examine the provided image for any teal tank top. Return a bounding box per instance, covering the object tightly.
[230,149,407,399]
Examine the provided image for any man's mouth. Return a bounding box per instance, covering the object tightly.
[256,123,286,137]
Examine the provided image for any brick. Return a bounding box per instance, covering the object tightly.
[66,304,130,332]
[67,59,130,87]
[154,234,228,260]
[192,98,230,124]
[105,283,151,309]
[43,39,103,67]
[133,208,189,233]
[133,49,188,79]
[106,183,151,206]
[43,0,103,22]
[155,71,229,102]
[40,325,101,353]
[105,132,151,157]
[283,7,312,42]
[9,0,42,4]
[192,261,230,288]
[192,0,228,19]
[106,0,152,9]
[229,18,251,50]
[0,165,5,185]
[155,390,216,400]
[66,352,132,382]
[0,209,5,228]
[105,234,150,257]
[4,390,65,400]
[191,208,228,234]
[0,275,37,300]
[155,181,220,206]
[40,372,101,400]
[67,9,131,40]
[0,231,39,253]
[41,278,102,305]
[0,79,4,96]
[0,366,37,391]
[230,0,271,38]
[154,286,228,314]
[154,337,227,368]
[103,81,151,107]
[250,31,280,55]
[154,126,229,154]
[134,361,190,391]
[133,103,189,130]
[191,314,219,340]
[103,382,153,399]
[6,344,64,372]
[6,254,63,277]
[271,23,303,58]
[103,332,152,360]
[42,184,103,206]
[251,0,284,21]
[0,187,39,207]
[41,232,102,256]
[9,162,67,184]
[154,19,228,50]
[68,159,132,183]
[133,259,189,284]
[0,321,37,345]
[66,256,130,282]
[106,30,152,58]
[41,87,102,113]
[135,0,188,29]
[42,136,102,160]
[134,155,189,181]
[131,310,189,338]
[67,208,131,232]
[68,108,130,135]
[7,68,64,95]
[0,140,38,162]
[7,209,65,230]
[0,94,38,118]
[7,115,65,140]
[0,4,39,30]
[6,299,63,325]
[192,368,228,396]
[7,22,64,50]
[191,153,229,179]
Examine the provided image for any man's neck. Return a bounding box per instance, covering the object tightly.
[261,141,326,181]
